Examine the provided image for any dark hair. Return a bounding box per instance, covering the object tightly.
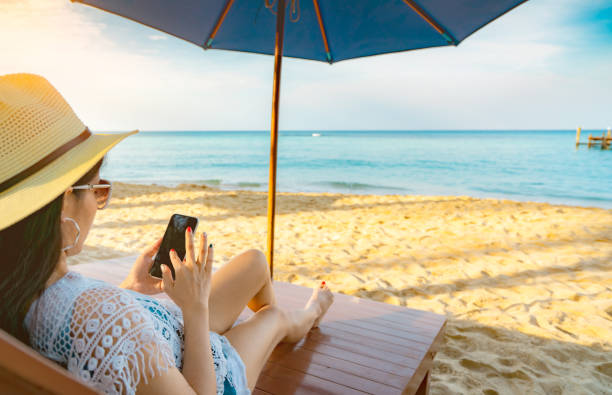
[0,157,105,345]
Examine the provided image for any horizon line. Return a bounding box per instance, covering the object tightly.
[98,128,607,133]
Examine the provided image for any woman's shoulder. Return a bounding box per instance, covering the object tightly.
[26,271,177,394]
[26,272,127,320]
[25,271,143,341]
[33,270,118,300]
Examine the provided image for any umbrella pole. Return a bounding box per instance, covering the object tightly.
[267,0,286,280]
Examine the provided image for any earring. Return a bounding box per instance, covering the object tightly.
[62,217,81,252]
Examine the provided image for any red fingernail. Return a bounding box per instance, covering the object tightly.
[187,226,192,233]
[322,281,325,285]
[170,249,175,253]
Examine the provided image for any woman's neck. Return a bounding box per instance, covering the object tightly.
[24,254,70,317]
[45,253,69,290]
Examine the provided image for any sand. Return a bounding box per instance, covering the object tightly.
[70,182,612,394]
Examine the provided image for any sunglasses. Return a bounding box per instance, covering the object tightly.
[71,178,112,209]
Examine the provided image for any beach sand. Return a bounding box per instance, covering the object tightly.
[70,182,612,394]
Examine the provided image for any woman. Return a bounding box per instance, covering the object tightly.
[0,73,334,394]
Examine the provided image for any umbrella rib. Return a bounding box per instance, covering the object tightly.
[205,0,236,48]
[401,0,457,45]
[312,0,332,63]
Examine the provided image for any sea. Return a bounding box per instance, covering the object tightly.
[102,130,612,209]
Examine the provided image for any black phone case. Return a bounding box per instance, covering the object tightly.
[150,214,198,280]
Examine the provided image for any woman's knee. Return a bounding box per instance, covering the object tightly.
[241,249,270,281]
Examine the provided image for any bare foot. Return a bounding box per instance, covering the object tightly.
[282,282,335,343]
[305,282,334,328]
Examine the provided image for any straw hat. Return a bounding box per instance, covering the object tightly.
[0,73,137,230]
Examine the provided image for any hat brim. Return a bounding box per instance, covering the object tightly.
[0,130,137,230]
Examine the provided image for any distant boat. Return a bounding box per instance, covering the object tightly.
[312,133,321,137]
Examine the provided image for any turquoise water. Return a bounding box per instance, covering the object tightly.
[103,131,612,208]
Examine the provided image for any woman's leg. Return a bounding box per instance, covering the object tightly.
[208,249,277,334]
[223,284,334,391]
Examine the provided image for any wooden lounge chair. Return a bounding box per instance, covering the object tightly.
[1,256,446,394]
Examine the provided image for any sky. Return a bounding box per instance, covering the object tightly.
[1,0,611,131]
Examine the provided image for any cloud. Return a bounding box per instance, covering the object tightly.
[0,0,610,130]
[279,0,612,129]
[0,0,272,130]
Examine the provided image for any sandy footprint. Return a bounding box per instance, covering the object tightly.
[595,362,612,378]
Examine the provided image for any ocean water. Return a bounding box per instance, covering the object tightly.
[102,130,612,208]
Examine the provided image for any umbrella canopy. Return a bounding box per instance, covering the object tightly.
[73,0,529,278]
[74,0,527,63]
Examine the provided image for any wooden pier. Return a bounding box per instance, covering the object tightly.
[575,127,611,149]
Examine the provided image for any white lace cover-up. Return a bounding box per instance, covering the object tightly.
[24,271,250,395]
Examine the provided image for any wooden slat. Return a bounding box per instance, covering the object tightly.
[265,286,445,333]
[262,321,444,393]
[275,340,414,377]
[73,256,444,325]
[286,328,424,369]
[265,358,397,395]
[269,345,409,390]
[0,330,100,395]
[205,288,444,352]
[252,388,274,395]
[265,304,439,349]
[295,323,425,360]
[70,256,446,395]
[237,312,429,371]
[272,281,445,325]
[397,322,447,392]
[273,279,444,320]
[279,326,424,366]
[72,257,445,336]
[0,364,54,395]
[259,363,368,395]
[321,322,428,348]
[403,352,434,395]
[324,320,433,347]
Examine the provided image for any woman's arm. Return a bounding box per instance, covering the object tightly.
[151,228,217,394]
[120,238,164,294]
[136,306,216,395]
[182,307,217,394]
[137,226,218,394]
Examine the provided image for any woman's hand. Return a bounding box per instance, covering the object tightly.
[161,228,213,315]
[120,237,164,294]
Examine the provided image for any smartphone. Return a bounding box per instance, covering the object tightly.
[150,214,199,280]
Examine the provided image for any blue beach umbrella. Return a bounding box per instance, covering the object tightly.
[72,0,529,278]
